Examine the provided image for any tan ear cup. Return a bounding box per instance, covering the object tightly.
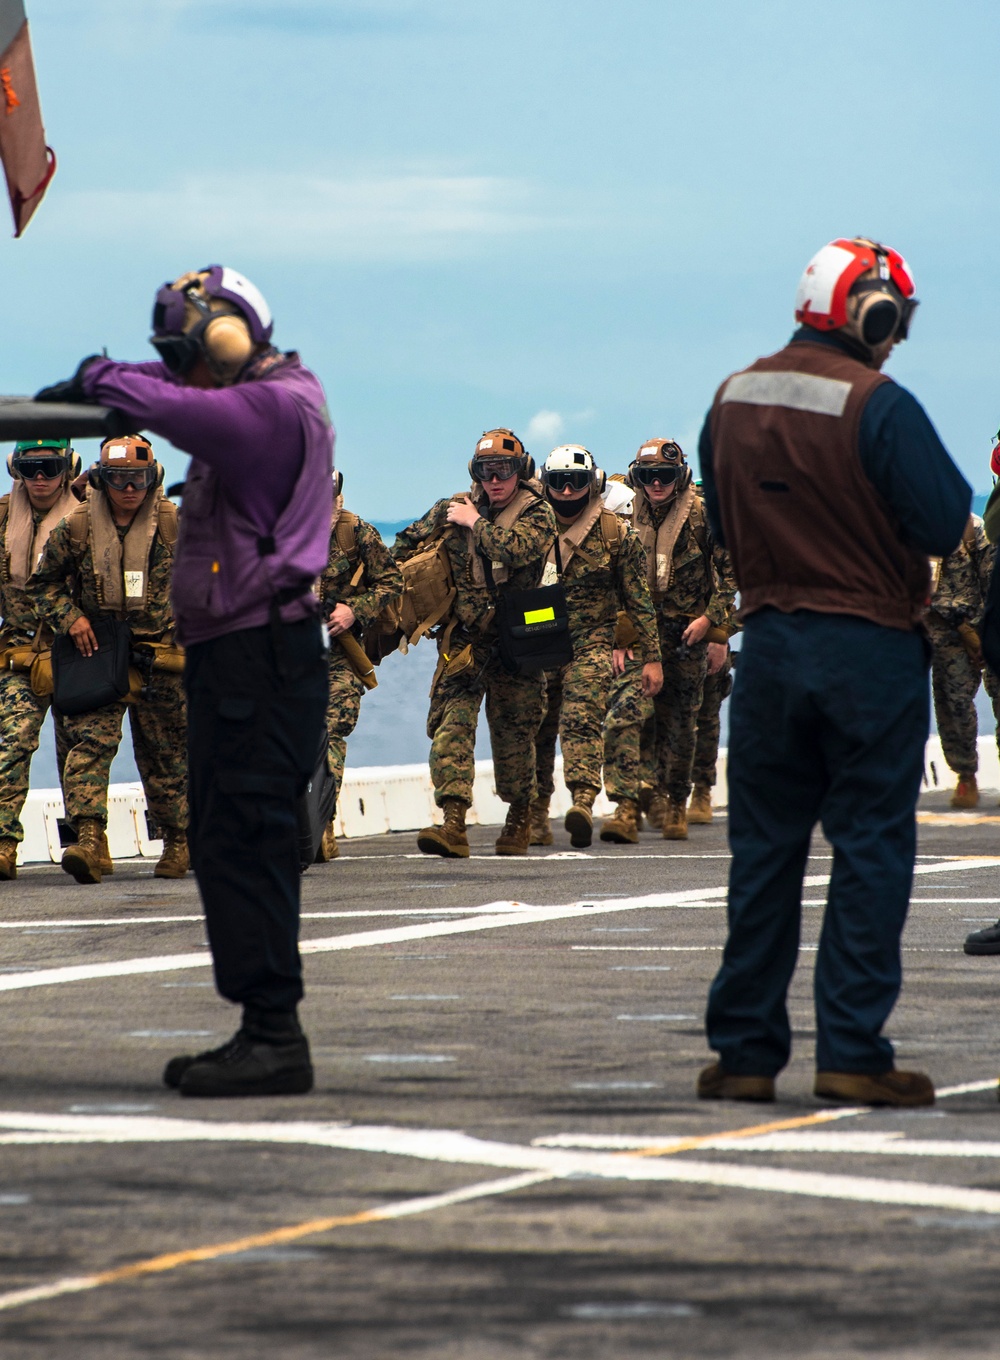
[6,453,14,477]
[202,313,254,372]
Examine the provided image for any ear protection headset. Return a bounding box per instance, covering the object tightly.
[467,428,530,481]
[795,238,918,351]
[625,439,687,490]
[181,288,255,376]
[335,470,344,496]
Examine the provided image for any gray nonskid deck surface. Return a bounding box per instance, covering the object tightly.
[1,791,999,1358]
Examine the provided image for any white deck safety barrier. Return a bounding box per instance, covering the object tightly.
[14,735,995,864]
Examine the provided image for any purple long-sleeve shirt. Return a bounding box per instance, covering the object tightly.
[81,358,305,534]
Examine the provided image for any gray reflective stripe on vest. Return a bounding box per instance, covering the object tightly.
[721,370,852,417]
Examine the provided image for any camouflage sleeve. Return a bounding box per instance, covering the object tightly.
[348,518,404,628]
[29,519,84,633]
[970,520,996,603]
[932,544,980,622]
[616,529,661,663]
[390,500,450,562]
[710,543,739,638]
[472,496,556,567]
[701,536,734,630]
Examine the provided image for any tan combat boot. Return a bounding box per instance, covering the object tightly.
[98,827,114,875]
[0,839,17,881]
[155,828,190,879]
[646,790,669,831]
[495,801,531,856]
[315,821,340,862]
[688,785,713,825]
[61,818,106,885]
[564,785,598,849]
[662,797,688,841]
[528,797,553,846]
[599,798,640,844]
[417,799,470,858]
[951,774,979,810]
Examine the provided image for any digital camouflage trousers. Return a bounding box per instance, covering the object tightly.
[326,653,365,805]
[534,644,612,797]
[427,640,545,807]
[0,669,69,843]
[60,671,188,830]
[602,656,653,803]
[651,617,708,804]
[930,634,1000,776]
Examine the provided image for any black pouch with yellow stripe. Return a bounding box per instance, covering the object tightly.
[491,579,573,676]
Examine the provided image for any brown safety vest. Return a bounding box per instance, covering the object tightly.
[708,340,929,631]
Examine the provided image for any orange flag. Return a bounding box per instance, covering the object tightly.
[0,0,53,237]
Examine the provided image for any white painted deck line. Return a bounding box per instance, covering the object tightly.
[0,858,995,995]
[3,1108,1000,1214]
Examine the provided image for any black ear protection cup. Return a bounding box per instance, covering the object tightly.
[153,463,165,489]
[624,467,634,488]
[335,470,344,496]
[523,455,535,481]
[594,468,607,495]
[5,453,14,477]
[87,462,102,490]
[857,293,902,346]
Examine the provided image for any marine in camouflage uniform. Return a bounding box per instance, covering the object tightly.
[34,436,187,883]
[629,438,734,839]
[925,514,1000,808]
[675,538,739,824]
[316,492,403,859]
[392,428,556,857]
[0,440,80,879]
[530,448,661,848]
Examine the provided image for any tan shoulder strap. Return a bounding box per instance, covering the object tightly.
[0,494,9,537]
[599,508,624,558]
[335,510,359,559]
[156,497,179,549]
[68,500,91,551]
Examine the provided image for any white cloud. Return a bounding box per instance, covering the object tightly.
[37,170,560,262]
[525,410,565,447]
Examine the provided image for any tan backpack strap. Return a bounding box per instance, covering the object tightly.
[335,510,359,560]
[68,500,91,551]
[0,494,8,537]
[156,498,179,549]
[600,508,624,558]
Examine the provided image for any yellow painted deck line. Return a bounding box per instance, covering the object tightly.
[0,1103,907,1317]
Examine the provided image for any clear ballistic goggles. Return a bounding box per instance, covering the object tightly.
[631,463,679,487]
[14,455,70,480]
[543,467,592,492]
[471,455,519,482]
[99,465,157,491]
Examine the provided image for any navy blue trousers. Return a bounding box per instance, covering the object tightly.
[706,609,930,1076]
[185,617,329,1015]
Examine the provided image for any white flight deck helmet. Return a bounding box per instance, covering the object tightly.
[602,476,635,517]
[540,444,606,496]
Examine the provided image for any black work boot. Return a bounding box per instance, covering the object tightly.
[965,920,1000,955]
[166,1007,314,1097]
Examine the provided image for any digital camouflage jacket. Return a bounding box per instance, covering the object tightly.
[0,501,70,645]
[633,489,735,632]
[33,503,177,642]
[317,508,403,631]
[392,484,557,637]
[931,517,992,626]
[550,505,661,658]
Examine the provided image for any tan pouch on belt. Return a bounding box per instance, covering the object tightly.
[444,642,475,678]
[29,653,53,697]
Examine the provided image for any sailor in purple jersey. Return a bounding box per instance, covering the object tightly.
[37,265,333,1098]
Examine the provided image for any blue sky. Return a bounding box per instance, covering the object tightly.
[6,0,999,519]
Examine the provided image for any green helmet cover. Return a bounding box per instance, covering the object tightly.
[13,438,72,456]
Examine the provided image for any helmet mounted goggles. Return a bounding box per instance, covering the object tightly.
[541,444,597,493]
[629,438,685,487]
[12,438,73,481]
[98,434,157,490]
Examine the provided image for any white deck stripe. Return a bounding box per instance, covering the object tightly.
[0,858,994,995]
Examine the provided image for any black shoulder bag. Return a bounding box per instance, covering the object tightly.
[483,541,574,677]
[51,617,132,716]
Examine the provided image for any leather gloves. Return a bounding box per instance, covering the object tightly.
[34,355,103,404]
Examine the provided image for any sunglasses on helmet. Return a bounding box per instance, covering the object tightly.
[631,463,679,487]
[14,456,70,480]
[471,456,519,482]
[99,465,157,491]
[543,468,591,492]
